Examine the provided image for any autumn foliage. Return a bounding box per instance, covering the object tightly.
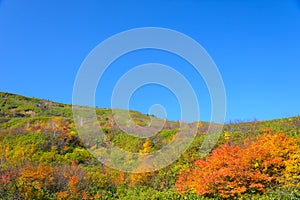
[130,139,155,186]
[17,163,54,199]
[176,133,300,198]
[1,93,300,199]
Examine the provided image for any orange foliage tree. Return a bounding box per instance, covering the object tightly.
[176,133,300,198]
[17,163,54,200]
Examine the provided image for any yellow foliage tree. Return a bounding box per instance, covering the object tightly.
[130,139,154,186]
[283,149,300,196]
[139,138,152,154]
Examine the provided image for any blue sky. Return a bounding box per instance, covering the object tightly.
[0,0,300,122]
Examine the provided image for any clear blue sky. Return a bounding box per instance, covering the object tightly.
[0,0,300,122]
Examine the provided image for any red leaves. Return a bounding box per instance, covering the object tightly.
[176,133,300,198]
[0,171,14,184]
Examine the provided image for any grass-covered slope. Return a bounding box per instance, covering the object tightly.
[0,92,299,199]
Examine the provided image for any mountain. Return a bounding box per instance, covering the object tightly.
[0,92,299,199]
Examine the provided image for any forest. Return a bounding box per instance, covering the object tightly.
[0,92,299,199]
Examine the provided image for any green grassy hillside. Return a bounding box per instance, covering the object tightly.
[0,92,299,199]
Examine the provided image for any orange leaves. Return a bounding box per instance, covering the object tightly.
[245,132,299,179]
[195,145,268,198]
[68,175,80,193]
[53,162,94,199]
[176,132,300,198]
[56,191,69,199]
[56,175,82,199]
[129,170,154,186]
[17,163,54,199]
[24,117,71,135]
[18,163,54,184]
[260,127,274,135]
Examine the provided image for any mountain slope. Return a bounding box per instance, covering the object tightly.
[0,92,299,199]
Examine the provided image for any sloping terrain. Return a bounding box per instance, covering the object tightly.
[0,92,299,199]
